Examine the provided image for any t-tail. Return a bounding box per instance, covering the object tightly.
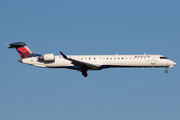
[9,42,41,58]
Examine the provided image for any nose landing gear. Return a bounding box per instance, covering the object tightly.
[165,67,168,73]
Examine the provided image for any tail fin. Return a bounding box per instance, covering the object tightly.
[9,42,41,58]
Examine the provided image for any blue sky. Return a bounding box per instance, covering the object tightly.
[1,0,180,120]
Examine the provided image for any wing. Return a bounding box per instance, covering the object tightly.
[60,51,101,70]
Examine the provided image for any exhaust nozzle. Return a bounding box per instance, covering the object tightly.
[18,59,22,63]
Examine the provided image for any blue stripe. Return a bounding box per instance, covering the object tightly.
[65,66,78,70]
[17,50,25,58]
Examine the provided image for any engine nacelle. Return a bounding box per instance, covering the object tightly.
[39,54,55,61]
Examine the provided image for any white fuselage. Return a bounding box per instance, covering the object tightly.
[9,42,176,77]
[20,54,176,70]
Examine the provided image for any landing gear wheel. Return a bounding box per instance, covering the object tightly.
[165,70,168,73]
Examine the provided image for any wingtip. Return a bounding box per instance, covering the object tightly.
[59,51,68,59]
[59,51,63,54]
[59,51,63,55]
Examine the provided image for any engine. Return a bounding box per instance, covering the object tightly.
[39,54,55,61]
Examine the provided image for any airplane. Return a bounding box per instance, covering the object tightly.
[8,42,176,77]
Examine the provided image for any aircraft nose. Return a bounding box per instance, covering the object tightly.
[173,62,177,66]
[171,61,176,66]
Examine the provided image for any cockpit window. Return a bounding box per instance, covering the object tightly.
[160,57,168,59]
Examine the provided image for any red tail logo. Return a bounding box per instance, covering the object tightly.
[16,46,33,58]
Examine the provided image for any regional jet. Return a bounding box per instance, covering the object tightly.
[8,42,176,77]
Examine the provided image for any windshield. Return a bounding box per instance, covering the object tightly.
[160,57,168,59]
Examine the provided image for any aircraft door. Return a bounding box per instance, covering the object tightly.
[151,58,156,66]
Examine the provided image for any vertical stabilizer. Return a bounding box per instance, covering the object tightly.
[9,42,41,58]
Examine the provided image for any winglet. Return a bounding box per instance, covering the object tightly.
[60,51,68,59]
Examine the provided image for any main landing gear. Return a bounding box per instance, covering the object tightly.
[81,68,88,77]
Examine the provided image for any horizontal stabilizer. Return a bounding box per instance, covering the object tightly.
[9,42,27,48]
